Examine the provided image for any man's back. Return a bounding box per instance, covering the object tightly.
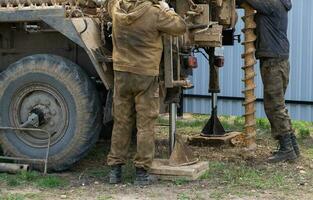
[107,0,186,76]
[242,0,292,58]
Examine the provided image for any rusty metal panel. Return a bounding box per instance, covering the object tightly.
[184,1,313,121]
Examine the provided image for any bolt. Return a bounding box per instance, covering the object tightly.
[49,121,55,126]
[51,110,57,116]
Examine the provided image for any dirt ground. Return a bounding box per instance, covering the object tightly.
[1,115,313,200]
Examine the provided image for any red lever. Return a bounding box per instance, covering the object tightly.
[188,56,198,69]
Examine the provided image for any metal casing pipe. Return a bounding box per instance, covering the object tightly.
[0,163,30,174]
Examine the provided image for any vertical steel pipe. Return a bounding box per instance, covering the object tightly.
[169,103,177,155]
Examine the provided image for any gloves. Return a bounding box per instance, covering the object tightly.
[159,1,170,10]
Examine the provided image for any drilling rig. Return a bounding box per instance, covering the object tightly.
[163,0,257,154]
[0,0,256,172]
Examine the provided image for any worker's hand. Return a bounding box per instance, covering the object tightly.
[159,1,170,10]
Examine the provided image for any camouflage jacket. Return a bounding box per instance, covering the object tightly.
[107,0,186,76]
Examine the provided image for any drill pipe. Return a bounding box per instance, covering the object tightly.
[241,3,257,150]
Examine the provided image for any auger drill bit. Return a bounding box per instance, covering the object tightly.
[241,3,257,150]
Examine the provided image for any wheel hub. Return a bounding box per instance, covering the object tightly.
[10,84,69,148]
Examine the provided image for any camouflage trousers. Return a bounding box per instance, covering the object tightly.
[107,71,159,170]
[260,58,293,138]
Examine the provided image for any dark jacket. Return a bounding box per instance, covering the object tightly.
[238,0,292,59]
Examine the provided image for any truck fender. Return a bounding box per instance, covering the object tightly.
[40,16,113,89]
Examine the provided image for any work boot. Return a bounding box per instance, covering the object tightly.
[272,132,301,158]
[290,132,300,157]
[268,134,297,163]
[134,167,155,186]
[109,165,122,184]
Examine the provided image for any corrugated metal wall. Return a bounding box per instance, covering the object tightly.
[184,0,313,121]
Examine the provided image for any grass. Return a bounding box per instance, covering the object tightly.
[158,114,313,138]
[0,194,25,200]
[157,114,245,134]
[0,171,69,189]
[0,193,45,200]
[1,114,313,199]
[177,193,191,200]
[199,161,297,199]
[202,161,287,190]
[173,178,189,186]
[292,120,313,139]
[35,175,68,188]
[86,160,135,183]
[158,114,313,198]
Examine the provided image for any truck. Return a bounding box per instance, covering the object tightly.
[0,0,255,171]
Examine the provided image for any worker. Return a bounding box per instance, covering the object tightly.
[236,0,300,163]
[105,0,186,185]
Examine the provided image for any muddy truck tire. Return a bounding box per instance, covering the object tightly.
[0,54,102,171]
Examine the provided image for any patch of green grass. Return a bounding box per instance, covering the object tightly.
[158,117,206,129]
[17,171,39,182]
[202,161,287,191]
[293,120,313,138]
[298,128,311,139]
[7,178,21,187]
[177,193,190,200]
[0,194,25,200]
[22,193,41,200]
[177,120,206,128]
[87,167,110,178]
[201,161,292,199]
[209,190,225,200]
[233,117,244,127]
[0,173,8,182]
[0,171,68,189]
[0,193,42,200]
[158,116,206,136]
[35,175,68,188]
[304,148,313,159]
[256,118,270,131]
[176,114,312,139]
[173,178,189,186]
[158,115,276,135]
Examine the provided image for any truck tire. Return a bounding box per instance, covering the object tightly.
[0,54,102,171]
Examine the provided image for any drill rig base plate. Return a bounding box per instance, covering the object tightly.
[201,107,226,137]
[187,132,243,147]
[150,159,209,181]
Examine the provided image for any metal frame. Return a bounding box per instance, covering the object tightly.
[0,127,51,174]
[0,6,65,22]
